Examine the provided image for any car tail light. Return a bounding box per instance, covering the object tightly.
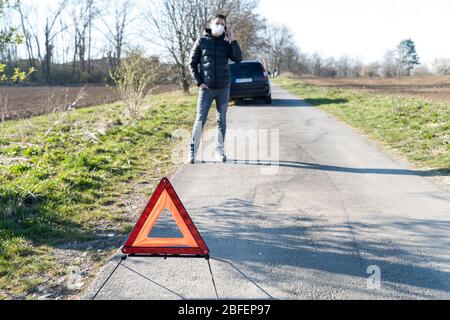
[260,63,269,81]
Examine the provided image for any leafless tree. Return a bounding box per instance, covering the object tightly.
[362,62,381,77]
[143,0,194,94]
[42,0,70,83]
[17,2,43,65]
[16,0,70,82]
[97,0,134,69]
[336,55,351,78]
[413,64,432,76]
[381,49,399,77]
[70,0,96,74]
[350,59,363,77]
[18,4,37,70]
[321,57,337,77]
[265,24,295,74]
[432,58,450,75]
[310,53,323,77]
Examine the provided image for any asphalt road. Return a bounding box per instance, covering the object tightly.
[85,85,450,300]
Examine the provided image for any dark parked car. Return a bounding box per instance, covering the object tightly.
[229,60,272,104]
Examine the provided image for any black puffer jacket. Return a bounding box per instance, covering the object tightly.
[189,28,243,89]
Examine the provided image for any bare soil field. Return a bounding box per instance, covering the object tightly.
[0,84,179,121]
[294,76,450,102]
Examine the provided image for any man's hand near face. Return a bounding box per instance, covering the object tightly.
[226,26,235,42]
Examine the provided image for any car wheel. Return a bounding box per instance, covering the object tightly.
[265,95,272,104]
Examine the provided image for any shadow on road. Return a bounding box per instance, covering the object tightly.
[235,98,348,107]
[198,160,449,177]
[192,197,450,296]
[236,98,312,108]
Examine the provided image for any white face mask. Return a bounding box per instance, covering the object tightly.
[211,24,225,37]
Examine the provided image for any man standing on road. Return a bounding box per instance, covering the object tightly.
[188,14,243,163]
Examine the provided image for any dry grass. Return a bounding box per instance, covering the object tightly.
[290,75,450,103]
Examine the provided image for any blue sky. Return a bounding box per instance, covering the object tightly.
[258,0,450,64]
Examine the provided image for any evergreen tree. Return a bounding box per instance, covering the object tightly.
[397,38,420,76]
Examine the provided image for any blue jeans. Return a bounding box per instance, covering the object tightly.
[191,85,230,156]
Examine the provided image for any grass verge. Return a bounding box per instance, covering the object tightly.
[273,76,450,174]
[0,89,201,299]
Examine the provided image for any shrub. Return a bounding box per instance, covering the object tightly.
[110,50,160,122]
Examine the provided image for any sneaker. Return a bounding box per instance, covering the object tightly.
[188,144,195,164]
[216,147,227,163]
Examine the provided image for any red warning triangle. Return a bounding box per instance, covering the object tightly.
[122,177,209,256]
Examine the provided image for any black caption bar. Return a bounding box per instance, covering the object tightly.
[0,300,443,319]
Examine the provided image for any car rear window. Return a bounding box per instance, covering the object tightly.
[230,63,263,77]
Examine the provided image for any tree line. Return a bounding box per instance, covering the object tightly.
[265,34,449,78]
[0,0,449,90]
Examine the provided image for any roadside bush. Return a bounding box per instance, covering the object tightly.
[110,50,160,122]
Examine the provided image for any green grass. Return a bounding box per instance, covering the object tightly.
[273,76,450,174]
[0,89,200,298]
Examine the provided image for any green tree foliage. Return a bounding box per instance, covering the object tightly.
[0,0,22,45]
[0,0,35,83]
[398,38,420,76]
